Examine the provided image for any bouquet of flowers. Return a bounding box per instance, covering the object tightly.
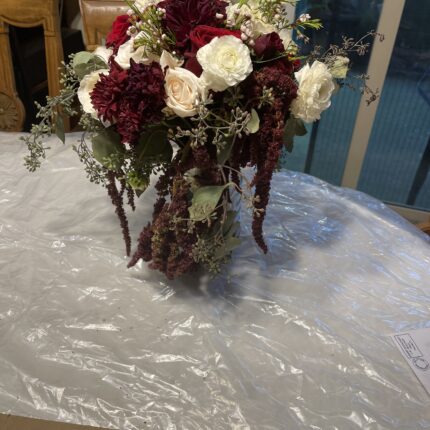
[24,0,380,279]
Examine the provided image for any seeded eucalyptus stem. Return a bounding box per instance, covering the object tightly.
[22,58,79,172]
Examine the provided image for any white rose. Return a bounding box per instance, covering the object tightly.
[77,69,109,117]
[291,61,336,123]
[197,36,253,92]
[115,38,156,69]
[93,46,113,65]
[161,51,205,118]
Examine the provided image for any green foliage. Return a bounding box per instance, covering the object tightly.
[189,184,231,222]
[297,20,323,31]
[135,126,173,166]
[214,236,241,260]
[283,116,307,153]
[73,136,107,185]
[72,51,93,67]
[22,56,80,172]
[222,211,239,236]
[191,209,241,273]
[216,136,234,165]
[125,0,176,56]
[127,171,150,196]
[193,210,241,274]
[92,128,125,171]
[214,210,241,260]
[55,114,65,144]
[252,0,299,30]
[72,51,107,80]
[246,109,260,134]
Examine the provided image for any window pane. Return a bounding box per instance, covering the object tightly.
[285,0,383,185]
[358,0,430,211]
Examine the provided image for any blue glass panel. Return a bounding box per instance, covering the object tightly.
[285,0,383,185]
[358,0,430,211]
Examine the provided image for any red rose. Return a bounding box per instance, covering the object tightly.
[106,15,131,52]
[185,25,241,76]
[158,0,228,53]
[189,25,241,50]
[254,32,285,59]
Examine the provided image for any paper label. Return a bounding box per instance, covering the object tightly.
[391,328,430,395]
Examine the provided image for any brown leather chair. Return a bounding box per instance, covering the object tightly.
[0,0,64,131]
[79,0,129,51]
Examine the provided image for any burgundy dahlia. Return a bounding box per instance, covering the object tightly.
[116,60,166,144]
[91,61,128,124]
[92,60,166,145]
[158,0,228,53]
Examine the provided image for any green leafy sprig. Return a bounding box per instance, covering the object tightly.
[22,57,80,172]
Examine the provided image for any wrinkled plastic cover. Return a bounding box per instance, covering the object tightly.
[1,132,430,430]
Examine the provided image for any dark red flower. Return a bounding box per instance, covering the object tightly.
[106,15,131,52]
[184,25,241,75]
[117,60,166,144]
[183,56,202,76]
[254,32,285,59]
[246,65,298,253]
[271,58,295,75]
[252,32,298,75]
[91,61,128,123]
[158,0,228,53]
[92,60,166,144]
[190,25,241,50]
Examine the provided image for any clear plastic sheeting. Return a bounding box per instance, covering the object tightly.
[1,132,430,430]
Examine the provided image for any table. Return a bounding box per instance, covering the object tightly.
[1,133,430,429]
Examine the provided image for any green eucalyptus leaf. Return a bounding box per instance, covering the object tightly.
[189,184,231,222]
[222,210,239,236]
[73,64,88,80]
[283,118,296,152]
[283,117,308,153]
[92,56,108,69]
[217,137,234,165]
[73,52,107,79]
[127,171,150,195]
[246,109,260,134]
[295,118,307,136]
[92,128,125,171]
[136,127,172,166]
[214,236,242,260]
[55,114,65,144]
[72,51,93,68]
